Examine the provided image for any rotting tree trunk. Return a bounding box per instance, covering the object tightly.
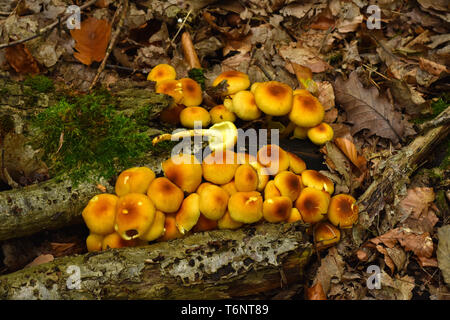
[0,222,312,300]
[0,78,172,241]
[355,110,450,244]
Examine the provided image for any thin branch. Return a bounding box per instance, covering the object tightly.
[0,0,98,50]
[88,0,129,91]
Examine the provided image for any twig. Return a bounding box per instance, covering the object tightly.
[0,0,98,49]
[0,11,12,16]
[418,105,450,132]
[88,0,129,92]
[170,8,192,47]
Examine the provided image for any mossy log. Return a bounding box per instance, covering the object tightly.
[0,222,312,300]
[0,78,172,241]
[355,110,450,244]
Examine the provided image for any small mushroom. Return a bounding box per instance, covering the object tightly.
[156,79,183,104]
[287,152,307,174]
[152,121,238,152]
[159,213,183,241]
[175,193,201,234]
[301,170,334,195]
[254,81,293,116]
[179,78,203,107]
[234,164,258,192]
[115,167,156,197]
[209,104,236,124]
[249,161,270,191]
[192,214,218,232]
[82,194,118,235]
[295,187,330,224]
[102,232,138,250]
[180,106,211,128]
[292,126,309,140]
[198,183,229,220]
[263,196,292,223]
[264,180,281,199]
[231,90,262,121]
[307,122,334,145]
[327,194,358,228]
[115,193,156,240]
[86,233,104,252]
[314,221,341,250]
[212,70,250,95]
[274,171,302,201]
[257,144,290,175]
[221,180,238,196]
[140,210,166,242]
[202,150,239,185]
[147,64,176,83]
[228,191,263,224]
[147,177,184,213]
[287,207,302,223]
[162,154,203,193]
[217,210,243,230]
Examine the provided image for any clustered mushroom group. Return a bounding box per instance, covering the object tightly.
[149,64,334,145]
[82,145,359,252]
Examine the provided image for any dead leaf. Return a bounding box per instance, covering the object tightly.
[398,187,437,232]
[334,137,367,171]
[279,43,331,73]
[306,283,327,300]
[437,225,450,285]
[313,247,345,295]
[419,57,449,76]
[25,254,54,268]
[334,71,408,144]
[317,81,335,111]
[5,43,39,74]
[70,17,112,66]
[370,270,415,300]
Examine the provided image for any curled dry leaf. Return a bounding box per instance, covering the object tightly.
[334,137,367,171]
[25,254,54,268]
[334,71,408,144]
[306,283,327,300]
[70,17,112,66]
[5,43,39,74]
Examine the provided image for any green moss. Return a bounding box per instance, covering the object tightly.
[413,94,450,124]
[24,75,54,93]
[188,68,205,90]
[440,137,450,170]
[31,90,161,184]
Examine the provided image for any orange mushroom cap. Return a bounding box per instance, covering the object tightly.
[307,122,334,145]
[254,81,293,116]
[115,193,156,240]
[221,180,238,196]
[158,213,183,241]
[264,180,281,199]
[274,171,302,201]
[287,152,307,174]
[257,144,290,175]
[202,150,239,185]
[86,233,104,252]
[82,194,118,235]
[288,90,324,128]
[287,207,303,223]
[210,104,236,124]
[327,194,358,228]
[175,193,201,234]
[301,170,334,195]
[147,177,184,213]
[263,196,292,223]
[156,79,183,104]
[102,232,138,250]
[180,78,203,107]
[234,164,258,192]
[199,184,229,220]
[212,70,250,95]
[228,191,263,224]
[295,187,330,224]
[115,167,156,197]
[314,221,341,250]
[231,90,262,120]
[162,154,202,193]
[147,64,176,83]
[293,126,309,140]
[192,214,218,232]
[217,210,244,230]
[180,106,211,128]
[249,161,270,191]
[139,210,166,242]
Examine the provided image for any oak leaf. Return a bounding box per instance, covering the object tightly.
[334,71,407,144]
[70,17,111,66]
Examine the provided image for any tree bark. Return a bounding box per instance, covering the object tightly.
[0,78,172,241]
[0,222,312,300]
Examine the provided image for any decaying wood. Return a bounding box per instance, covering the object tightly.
[0,222,312,299]
[0,78,173,241]
[355,120,450,244]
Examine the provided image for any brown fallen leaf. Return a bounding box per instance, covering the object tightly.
[25,254,54,268]
[70,17,112,66]
[5,43,40,74]
[334,71,409,144]
[399,187,438,234]
[419,57,448,77]
[313,247,345,296]
[279,42,331,74]
[334,137,367,171]
[306,283,327,300]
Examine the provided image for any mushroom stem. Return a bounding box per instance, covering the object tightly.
[280,121,296,139]
[152,129,216,145]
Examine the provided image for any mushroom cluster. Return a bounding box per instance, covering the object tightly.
[82,145,359,252]
[151,64,334,145]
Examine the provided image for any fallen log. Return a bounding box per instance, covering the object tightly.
[0,222,312,300]
[0,78,172,241]
[355,107,450,244]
